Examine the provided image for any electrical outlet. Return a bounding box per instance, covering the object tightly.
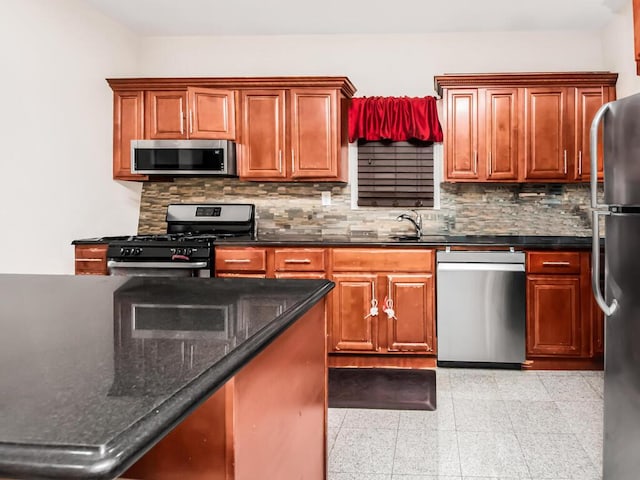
[321,191,331,206]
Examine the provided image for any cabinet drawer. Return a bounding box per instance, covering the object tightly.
[274,249,325,271]
[215,248,267,272]
[332,248,434,272]
[527,251,581,274]
[74,245,108,275]
[75,244,108,260]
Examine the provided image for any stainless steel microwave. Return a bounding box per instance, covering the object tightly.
[131,139,237,176]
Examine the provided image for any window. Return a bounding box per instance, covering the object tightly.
[357,140,435,207]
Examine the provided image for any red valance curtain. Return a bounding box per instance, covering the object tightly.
[348,96,443,143]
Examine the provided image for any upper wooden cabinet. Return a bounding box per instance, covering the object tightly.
[435,72,617,183]
[107,77,355,182]
[145,88,235,140]
[239,88,346,181]
[113,91,146,181]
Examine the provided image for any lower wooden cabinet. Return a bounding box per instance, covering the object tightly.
[74,244,108,275]
[525,250,598,363]
[329,249,436,355]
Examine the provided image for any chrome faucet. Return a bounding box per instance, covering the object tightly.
[396,210,423,237]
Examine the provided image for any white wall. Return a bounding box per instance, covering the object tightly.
[138,30,606,96]
[0,0,142,274]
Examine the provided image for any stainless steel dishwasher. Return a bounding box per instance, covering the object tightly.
[436,249,526,368]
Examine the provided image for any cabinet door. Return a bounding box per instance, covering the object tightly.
[385,274,435,353]
[526,275,582,356]
[289,89,339,180]
[239,90,287,179]
[445,89,480,180]
[113,91,148,180]
[145,90,188,139]
[483,88,519,181]
[524,87,570,181]
[187,87,236,140]
[330,273,379,352]
[113,91,147,181]
[574,87,608,182]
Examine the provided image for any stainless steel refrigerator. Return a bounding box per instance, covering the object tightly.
[591,92,640,480]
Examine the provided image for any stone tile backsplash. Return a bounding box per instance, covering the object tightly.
[138,178,596,237]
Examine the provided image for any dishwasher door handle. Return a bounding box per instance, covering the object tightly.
[437,263,525,272]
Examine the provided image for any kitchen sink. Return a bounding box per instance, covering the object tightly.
[388,235,422,242]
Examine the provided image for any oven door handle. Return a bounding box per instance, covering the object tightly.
[107,260,209,269]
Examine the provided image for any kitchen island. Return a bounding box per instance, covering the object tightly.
[0,274,333,480]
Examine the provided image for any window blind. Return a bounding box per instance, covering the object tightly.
[357,140,434,207]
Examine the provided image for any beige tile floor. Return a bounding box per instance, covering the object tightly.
[328,368,604,480]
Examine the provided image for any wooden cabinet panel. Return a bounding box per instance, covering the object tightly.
[332,249,434,272]
[145,90,188,139]
[146,88,235,141]
[239,90,287,179]
[484,88,519,180]
[573,87,609,181]
[527,251,581,274]
[215,248,267,274]
[445,89,479,180]
[274,248,325,272]
[385,274,435,353]
[290,89,338,179]
[74,244,108,275]
[188,87,235,140]
[330,274,379,352]
[527,275,582,356]
[113,91,146,181]
[524,87,570,181]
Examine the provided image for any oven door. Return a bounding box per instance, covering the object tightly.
[107,260,211,277]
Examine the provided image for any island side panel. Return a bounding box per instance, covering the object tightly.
[122,298,327,480]
[233,300,327,480]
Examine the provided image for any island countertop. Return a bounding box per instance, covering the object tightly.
[0,274,334,480]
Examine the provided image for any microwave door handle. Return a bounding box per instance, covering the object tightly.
[107,261,209,269]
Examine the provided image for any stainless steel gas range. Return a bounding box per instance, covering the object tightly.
[106,203,255,277]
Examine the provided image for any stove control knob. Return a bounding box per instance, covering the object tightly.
[122,248,131,256]
[170,248,176,254]
[185,248,193,255]
[176,248,184,255]
[133,248,142,256]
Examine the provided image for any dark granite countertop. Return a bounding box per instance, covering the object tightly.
[214,234,599,249]
[0,274,334,480]
[73,234,599,249]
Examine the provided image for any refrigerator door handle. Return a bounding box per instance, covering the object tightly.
[591,210,618,316]
[590,103,618,316]
[590,101,612,210]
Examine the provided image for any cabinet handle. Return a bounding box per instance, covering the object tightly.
[488,151,492,176]
[279,150,283,173]
[224,259,251,263]
[473,151,478,175]
[563,149,567,175]
[578,151,583,176]
[542,261,571,266]
[76,258,102,262]
[291,149,295,173]
[189,110,193,134]
[284,259,311,264]
[180,109,184,134]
